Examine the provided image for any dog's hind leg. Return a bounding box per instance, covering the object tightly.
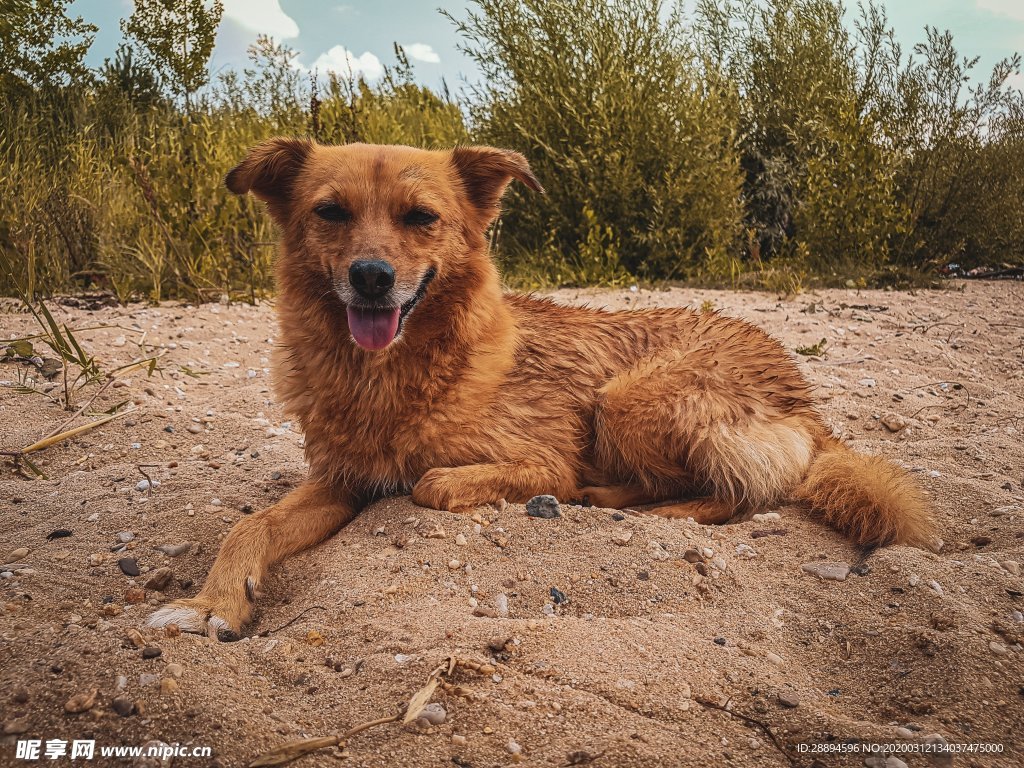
[639,498,736,524]
[148,482,356,639]
[577,483,660,509]
[592,348,823,520]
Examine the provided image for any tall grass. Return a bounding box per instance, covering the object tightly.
[1,0,1022,300]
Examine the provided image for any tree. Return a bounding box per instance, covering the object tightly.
[121,0,224,115]
[0,0,96,90]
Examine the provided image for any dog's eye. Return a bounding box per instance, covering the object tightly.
[404,208,439,227]
[313,203,352,223]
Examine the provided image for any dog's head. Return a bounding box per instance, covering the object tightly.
[226,139,542,351]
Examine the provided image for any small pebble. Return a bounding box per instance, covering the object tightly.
[117,531,135,543]
[118,558,140,577]
[488,635,512,652]
[800,562,850,581]
[417,703,446,725]
[110,696,134,717]
[47,529,73,540]
[778,692,800,708]
[495,593,509,617]
[144,568,174,592]
[64,689,98,714]
[683,549,702,563]
[142,646,162,659]
[989,641,1007,656]
[157,543,191,557]
[506,739,522,755]
[612,529,633,546]
[4,547,29,564]
[751,512,781,523]
[881,413,908,432]
[3,718,30,735]
[526,495,561,519]
[135,479,158,492]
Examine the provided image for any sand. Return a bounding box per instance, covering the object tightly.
[0,281,1022,768]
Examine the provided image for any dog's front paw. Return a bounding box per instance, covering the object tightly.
[412,467,496,513]
[147,583,255,641]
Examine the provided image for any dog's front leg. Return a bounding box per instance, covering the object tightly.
[412,461,574,513]
[148,481,356,640]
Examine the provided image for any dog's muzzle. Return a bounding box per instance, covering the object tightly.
[344,267,436,351]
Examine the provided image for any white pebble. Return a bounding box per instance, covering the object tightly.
[417,703,447,725]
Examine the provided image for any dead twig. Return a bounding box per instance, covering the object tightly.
[136,464,160,496]
[249,657,496,767]
[694,697,796,766]
[258,605,328,636]
[912,320,964,335]
[903,380,971,419]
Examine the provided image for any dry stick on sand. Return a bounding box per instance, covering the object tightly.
[693,697,797,766]
[902,380,972,420]
[249,657,495,768]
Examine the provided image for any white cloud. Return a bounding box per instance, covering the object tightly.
[308,45,384,80]
[404,43,441,64]
[221,0,299,39]
[975,0,1024,22]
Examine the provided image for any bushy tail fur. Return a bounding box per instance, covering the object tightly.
[792,439,934,547]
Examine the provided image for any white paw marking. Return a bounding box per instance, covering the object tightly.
[206,615,232,640]
[147,604,206,633]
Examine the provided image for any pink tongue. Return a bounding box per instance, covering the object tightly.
[347,306,401,350]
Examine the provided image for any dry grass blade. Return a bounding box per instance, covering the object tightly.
[402,660,449,724]
[248,656,490,767]
[248,736,345,768]
[20,409,134,454]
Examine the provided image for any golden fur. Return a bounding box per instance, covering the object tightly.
[149,139,934,638]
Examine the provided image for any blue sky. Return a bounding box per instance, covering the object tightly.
[71,0,1024,94]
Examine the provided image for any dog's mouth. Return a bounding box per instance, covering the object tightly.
[345,268,436,351]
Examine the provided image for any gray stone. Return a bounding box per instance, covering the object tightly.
[526,495,561,519]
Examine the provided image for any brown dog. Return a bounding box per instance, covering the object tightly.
[148,139,933,638]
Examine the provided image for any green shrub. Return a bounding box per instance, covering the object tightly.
[451,0,744,286]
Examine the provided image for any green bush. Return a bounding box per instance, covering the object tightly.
[452,0,744,286]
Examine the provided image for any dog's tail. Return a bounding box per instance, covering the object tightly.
[791,438,934,548]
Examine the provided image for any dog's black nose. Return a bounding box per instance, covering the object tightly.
[349,260,395,300]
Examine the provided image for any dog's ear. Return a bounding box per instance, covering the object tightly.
[225,137,314,205]
[450,146,543,220]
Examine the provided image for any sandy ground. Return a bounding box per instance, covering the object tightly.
[0,281,1022,768]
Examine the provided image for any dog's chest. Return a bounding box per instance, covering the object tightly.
[288,354,492,490]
